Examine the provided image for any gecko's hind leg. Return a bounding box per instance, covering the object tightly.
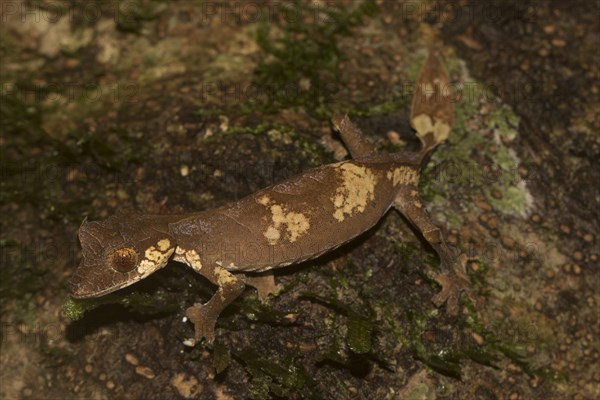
[331,114,377,159]
[393,187,472,315]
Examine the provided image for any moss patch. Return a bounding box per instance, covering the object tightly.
[420,58,533,222]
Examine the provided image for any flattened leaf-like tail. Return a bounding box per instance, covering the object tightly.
[410,50,455,162]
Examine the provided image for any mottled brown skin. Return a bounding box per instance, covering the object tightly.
[70,52,471,344]
[170,159,417,272]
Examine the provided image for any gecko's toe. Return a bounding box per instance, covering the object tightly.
[186,304,216,344]
[431,271,460,315]
[431,253,473,316]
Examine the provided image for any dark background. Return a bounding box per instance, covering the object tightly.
[1,1,598,399]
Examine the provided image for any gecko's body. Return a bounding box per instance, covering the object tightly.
[70,53,471,344]
[171,158,419,273]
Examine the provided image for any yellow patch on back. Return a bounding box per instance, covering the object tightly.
[264,225,281,242]
[259,198,310,244]
[269,204,310,244]
[332,162,377,222]
[388,166,419,186]
[214,267,237,286]
[157,239,171,251]
[173,248,203,272]
[257,195,270,206]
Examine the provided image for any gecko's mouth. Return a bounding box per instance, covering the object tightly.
[69,272,125,299]
[68,259,111,299]
[69,282,86,298]
[68,271,94,298]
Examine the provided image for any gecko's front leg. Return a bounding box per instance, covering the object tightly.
[174,248,245,344]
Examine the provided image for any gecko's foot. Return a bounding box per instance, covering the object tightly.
[185,303,216,344]
[431,253,473,316]
[244,274,282,303]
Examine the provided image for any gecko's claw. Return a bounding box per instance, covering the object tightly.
[431,253,473,316]
[186,303,216,344]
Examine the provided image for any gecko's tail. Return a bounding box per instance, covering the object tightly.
[410,50,455,165]
[331,51,455,166]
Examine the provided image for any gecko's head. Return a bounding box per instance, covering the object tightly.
[69,210,176,298]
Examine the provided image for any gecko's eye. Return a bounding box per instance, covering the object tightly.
[110,247,138,273]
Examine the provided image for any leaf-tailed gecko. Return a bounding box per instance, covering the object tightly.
[69,52,471,344]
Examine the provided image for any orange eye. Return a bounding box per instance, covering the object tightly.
[111,248,138,273]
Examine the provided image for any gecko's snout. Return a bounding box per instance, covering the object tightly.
[68,272,86,298]
[68,264,98,299]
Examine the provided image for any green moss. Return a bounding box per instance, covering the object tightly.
[1,86,148,213]
[238,295,298,327]
[372,240,471,378]
[201,121,328,167]
[405,312,466,379]
[120,291,180,314]
[381,292,468,379]
[212,342,231,374]
[234,347,316,400]
[62,298,87,321]
[467,260,491,294]
[249,0,378,118]
[459,299,566,381]
[63,290,179,321]
[487,185,528,216]
[404,379,435,400]
[115,0,168,33]
[301,292,375,355]
[343,97,411,118]
[420,59,531,220]
[375,243,504,379]
[377,253,550,381]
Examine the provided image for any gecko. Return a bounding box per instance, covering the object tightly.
[69,52,472,344]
